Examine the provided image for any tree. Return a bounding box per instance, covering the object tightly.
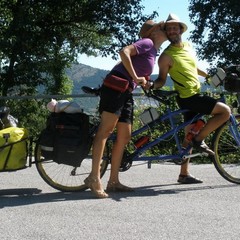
[0,0,157,136]
[0,0,157,97]
[188,0,240,67]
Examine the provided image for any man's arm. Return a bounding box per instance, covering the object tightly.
[153,53,172,89]
[197,68,208,78]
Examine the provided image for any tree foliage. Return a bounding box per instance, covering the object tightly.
[188,0,240,67]
[0,0,157,136]
[0,0,157,97]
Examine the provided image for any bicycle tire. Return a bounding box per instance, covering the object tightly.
[212,114,240,184]
[34,142,109,192]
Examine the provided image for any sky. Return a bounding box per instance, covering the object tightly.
[78,0,209,74]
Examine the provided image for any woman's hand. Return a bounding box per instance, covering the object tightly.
[134,77,147,86]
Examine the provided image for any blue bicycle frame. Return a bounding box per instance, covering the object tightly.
[127,108,204,162]
[227,114,240,146]
[108,92,240,167]
[217,94,240,146]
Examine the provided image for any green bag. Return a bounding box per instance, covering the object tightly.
[0,127,28,171]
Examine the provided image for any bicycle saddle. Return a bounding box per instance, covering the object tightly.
[81,86,101,96]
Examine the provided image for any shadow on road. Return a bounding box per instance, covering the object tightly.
[108,182,239,201]
[0,182,238,208]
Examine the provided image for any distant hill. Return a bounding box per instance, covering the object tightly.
[66,63,213,114]
[65,63,109,93]
[66,63,174,93]
[66,63,213,94]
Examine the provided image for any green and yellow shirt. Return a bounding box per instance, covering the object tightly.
[164,42,201,98]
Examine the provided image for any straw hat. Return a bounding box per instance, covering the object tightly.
[165,13,188,32]
[139,20,164,38]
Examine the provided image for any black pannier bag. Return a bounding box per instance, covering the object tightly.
[224,65,240,92]
[39,112,90,167]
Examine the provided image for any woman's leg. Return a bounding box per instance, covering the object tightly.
[91,112,119,176]
[108,122,132,183]
[85,111,119,197]
[106,121,134,192]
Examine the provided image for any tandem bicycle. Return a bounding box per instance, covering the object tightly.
[32,67,240,192]
[2,67,240,192]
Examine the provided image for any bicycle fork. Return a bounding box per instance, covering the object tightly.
[228,114,240,146]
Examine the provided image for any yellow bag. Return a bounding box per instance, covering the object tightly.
[0,127,28,171]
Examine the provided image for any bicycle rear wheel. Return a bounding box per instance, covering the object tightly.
[212,115,240,184]
[35,142,109,192]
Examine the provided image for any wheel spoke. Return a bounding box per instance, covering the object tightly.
[213,115,240,184]
[35,144,109,192]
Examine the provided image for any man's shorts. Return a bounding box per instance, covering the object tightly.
[176,94,217,122]
[99,85,134,124]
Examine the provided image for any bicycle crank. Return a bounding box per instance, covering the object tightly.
[182,152,209,160]
[119,150,133,172]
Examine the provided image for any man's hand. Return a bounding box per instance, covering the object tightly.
[143,80,154,90]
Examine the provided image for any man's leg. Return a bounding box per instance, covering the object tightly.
[195,102,231,141]
[178,125,203,184]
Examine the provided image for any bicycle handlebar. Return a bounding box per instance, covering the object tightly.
[142,87,178,105]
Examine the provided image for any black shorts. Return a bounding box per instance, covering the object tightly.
[99,85,134,124]
[176,94,217,122]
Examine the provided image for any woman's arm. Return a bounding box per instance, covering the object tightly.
[119,45,147,86]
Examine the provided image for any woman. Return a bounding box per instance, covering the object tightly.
[84,19,168,198]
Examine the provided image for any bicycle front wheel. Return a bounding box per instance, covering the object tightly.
[35,142,109,192]
[212,115,240,184]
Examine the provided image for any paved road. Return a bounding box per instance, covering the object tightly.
[1,162,240,240]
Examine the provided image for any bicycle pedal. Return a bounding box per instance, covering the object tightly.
[201,152,209,157]
[173,159,186,165]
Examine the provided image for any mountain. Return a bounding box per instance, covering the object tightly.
[66,63,214,114]
[66,63,174,93]
[66,63,213,93]
[65,63,109,94]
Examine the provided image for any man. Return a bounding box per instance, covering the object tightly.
[152,13,231,184]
